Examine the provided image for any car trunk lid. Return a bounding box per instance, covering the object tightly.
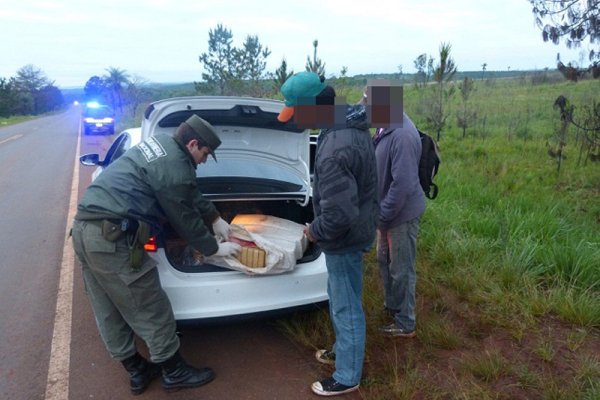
[142,96,311,204]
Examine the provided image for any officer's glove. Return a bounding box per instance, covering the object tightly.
[214,242,242,257]
[212,217,231,241]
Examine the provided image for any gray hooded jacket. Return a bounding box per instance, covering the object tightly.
[373,113,425,230]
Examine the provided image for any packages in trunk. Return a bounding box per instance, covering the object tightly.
[206,214,308,274]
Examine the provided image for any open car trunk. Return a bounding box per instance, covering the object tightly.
[141,96,317,275]
[161,198,320,273]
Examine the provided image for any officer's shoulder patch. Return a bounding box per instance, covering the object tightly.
[137,137,167,163]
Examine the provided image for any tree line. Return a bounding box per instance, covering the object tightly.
[82,68,151,119]
[0,65,64,118]
[193,24,326,97]
[74,26,331,121]
[2,0,597,123]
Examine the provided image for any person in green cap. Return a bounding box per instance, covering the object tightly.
[71,114,241,395]
[279,72,378,396]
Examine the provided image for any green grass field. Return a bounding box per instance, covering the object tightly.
[279,75,600,399]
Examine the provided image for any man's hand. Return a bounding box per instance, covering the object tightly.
[304,223,316,242]
[214,242,242,257]
[212,217,230,241]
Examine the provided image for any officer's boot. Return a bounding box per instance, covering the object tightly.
[121,352,161,395]
[159,351,215,392]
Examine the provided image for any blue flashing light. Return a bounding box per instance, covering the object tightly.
[86,101,101,108]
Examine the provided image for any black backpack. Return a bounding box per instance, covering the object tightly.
[417,130,441,199]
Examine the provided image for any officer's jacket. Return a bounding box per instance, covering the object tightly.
[76,133,219,256]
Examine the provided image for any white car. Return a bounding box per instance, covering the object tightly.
[79,96,328,321]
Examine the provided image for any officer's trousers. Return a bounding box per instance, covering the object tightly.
[71,219,179,363]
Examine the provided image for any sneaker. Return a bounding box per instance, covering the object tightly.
[315,349,336,365]
[311,377,359,396]
[379,323,416,338]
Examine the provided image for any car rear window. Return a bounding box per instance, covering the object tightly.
[84,106,113,118]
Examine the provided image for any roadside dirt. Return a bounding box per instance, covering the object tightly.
[69,286,364,399]
[360,283,600,399]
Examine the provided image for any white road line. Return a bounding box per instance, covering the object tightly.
[0,134,22,145]
[45,132,81,400]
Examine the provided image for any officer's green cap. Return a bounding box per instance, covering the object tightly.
[185,115,221,161]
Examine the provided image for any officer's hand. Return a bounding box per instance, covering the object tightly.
[212,217,231,241]
[214,242,242,257]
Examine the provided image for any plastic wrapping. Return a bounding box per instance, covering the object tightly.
[205,214,308,275]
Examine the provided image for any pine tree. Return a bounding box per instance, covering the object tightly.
[236,35,271,96]
[427,42,457,141]
[305,40,326,76]
[273,58,293,92]
[199,24,237,95]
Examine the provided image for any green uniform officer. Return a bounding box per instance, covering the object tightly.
[71,115,241,395]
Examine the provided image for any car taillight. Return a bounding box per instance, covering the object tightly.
[144,236,158,252]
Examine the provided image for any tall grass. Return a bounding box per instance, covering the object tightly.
[278,76,600,399]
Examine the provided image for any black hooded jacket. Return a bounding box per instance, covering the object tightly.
[308,105,379,254]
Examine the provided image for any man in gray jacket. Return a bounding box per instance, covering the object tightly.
[371,89,425,338]
[278,72,378,396]
[71,115,241,395]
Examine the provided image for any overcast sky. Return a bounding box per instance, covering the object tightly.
[0,0,590,88]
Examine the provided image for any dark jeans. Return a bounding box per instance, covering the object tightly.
[376,217,420,331]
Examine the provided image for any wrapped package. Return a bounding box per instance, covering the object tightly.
[237,247,266,268]
[230,214,308,260]
[229,236,266,268]
[205,214,308,275]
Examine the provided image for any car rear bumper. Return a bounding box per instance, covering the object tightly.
[150,250,329,321]
[84,122,114,134]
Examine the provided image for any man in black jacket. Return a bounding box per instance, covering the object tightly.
[278,72,378,396]
[72,115,241,395]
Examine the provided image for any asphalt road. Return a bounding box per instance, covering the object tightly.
[0,110,79,400]
[0,107,362,400]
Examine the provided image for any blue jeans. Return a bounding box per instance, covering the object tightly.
[325,251,366,386]
[376,217,420,331]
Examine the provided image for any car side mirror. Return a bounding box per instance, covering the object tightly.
[78,132,132,168]
[80,153,101,166]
